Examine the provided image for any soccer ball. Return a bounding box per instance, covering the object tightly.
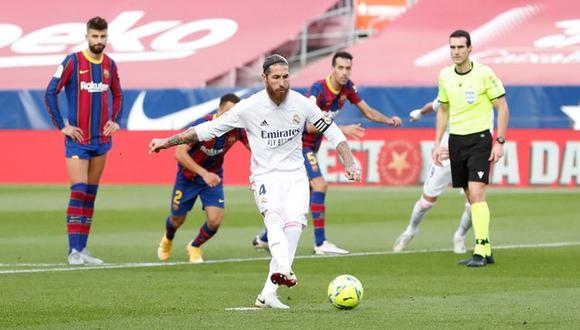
[327,274,364,309]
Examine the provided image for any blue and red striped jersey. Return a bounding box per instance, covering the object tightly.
[302,76,361,151]
[179,115,249,181]
[45,50,123,145]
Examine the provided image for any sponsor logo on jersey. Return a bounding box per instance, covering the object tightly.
[261,128,301,147]
[80,81,109,93]
[200,145,224,156]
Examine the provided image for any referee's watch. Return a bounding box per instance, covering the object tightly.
[496,137,506,144]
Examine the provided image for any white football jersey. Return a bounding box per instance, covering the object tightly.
[195,89,346,177]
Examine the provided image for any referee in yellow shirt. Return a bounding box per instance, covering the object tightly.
[433,30,510,267]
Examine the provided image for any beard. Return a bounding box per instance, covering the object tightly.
[89,44,105,54]
[266,84,289,105]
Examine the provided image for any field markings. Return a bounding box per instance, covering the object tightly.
[1,241,579,275]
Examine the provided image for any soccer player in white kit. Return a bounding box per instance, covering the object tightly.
[393,99,472,254]
[149,55,361,309]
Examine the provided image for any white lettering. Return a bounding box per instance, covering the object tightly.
[318,142,338,182]
[559,141,580,184]
[361,141,385,183]
[11,23,84,54]
[80,81,109,93]
[530,141,559,184]
[0,24,22,48]
[151,19,237,51]
[0,12,238,68]
[491,142,520,184]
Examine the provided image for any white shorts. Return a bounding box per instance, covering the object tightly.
[250,169,309,226]
[422,163,452,197]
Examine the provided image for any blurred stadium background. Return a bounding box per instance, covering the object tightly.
[0,0,578,187]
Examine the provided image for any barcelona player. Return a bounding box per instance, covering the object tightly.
[253,51,402,255]
[157,93,249,263]
[45,16,123,265]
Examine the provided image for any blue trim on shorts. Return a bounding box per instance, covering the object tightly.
[65,140,112,159]
[170,173,225,216]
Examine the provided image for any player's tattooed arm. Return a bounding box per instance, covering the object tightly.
[336,141,361,181]
[148,127,199,154]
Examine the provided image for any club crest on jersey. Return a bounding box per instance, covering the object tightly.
[292,113,300,125]
[103,69,110,80]
[464,90,476,104]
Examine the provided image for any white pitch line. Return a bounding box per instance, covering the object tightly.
[224,307,262,311]
[1,241,579,275]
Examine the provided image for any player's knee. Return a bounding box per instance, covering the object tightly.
[207,215,223,230]
[310,178,327,192]
[418,196,435,210]
[284,220,304,233]
[170,215,186,228]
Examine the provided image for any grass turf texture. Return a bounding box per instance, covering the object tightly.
[0,185,579,329]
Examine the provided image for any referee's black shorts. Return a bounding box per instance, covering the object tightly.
[448,130,492,188]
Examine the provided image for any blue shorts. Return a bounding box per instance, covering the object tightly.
[65,140,112,160]
[170,173,225,216]
[303,147,323,180]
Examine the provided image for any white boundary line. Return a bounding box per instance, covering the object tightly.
[1,241,579,275]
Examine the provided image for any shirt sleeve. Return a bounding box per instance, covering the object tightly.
[347,80,362,105]
[432,98,441,112]
[109,60,124,124]
[305,98,347,148]
[195,102,245,141]
[437,70,449,104]
[484,67,506,100]
[44,55,74,130]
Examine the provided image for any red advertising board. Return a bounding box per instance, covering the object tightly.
[0,129,579,187]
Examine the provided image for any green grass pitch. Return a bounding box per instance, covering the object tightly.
[1,185,579,329]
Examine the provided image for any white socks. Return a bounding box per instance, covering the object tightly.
[264,210,290,272]
[261,216,303,296]
[455,203,472,237]
[406,197,435,234]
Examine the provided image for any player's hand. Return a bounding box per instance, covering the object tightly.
[388,116,402,127]
[440,146,449,161]
[341,124,365,139]
[103,121,120,136]
[345,164,362,182]
[149,138,168,154]
[202,172,222,187]
[409,109,422,122]
[61,124,83,142]
[489,143,504,163]
[432,145,443,167]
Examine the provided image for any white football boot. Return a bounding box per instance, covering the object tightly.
[393,232,415,252]
[314,241,349,255]
[79,248,104,265]
[255,293,289,309]
[68,249,84,266]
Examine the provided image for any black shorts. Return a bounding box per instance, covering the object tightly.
[448,130,492,188]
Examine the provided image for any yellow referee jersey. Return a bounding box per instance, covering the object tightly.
[437,61,505,135]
